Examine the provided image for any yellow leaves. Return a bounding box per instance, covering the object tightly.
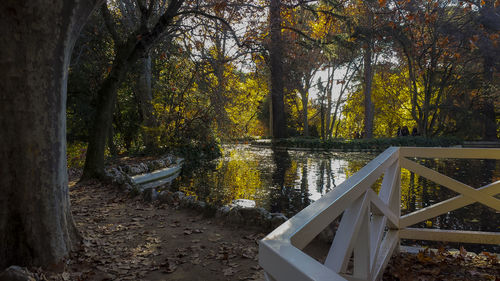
[417,250,433,263]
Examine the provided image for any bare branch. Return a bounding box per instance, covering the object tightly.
[175,10,244,48]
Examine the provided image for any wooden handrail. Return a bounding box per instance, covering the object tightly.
[259,147,500,281]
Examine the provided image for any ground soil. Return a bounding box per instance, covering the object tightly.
[52,174,266,281]
[30,169,498,281]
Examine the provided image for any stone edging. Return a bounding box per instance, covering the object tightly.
[103,155,289,231]
[151,191,289,231]
[103,154,181,192]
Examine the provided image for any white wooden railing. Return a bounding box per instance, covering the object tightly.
[259,147,500,281]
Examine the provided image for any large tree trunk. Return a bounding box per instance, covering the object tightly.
[137,53,158,151]
[269,0,287,139]
[0,0,99,269]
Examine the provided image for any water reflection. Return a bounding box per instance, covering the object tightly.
[400,158,500,234]
[171,145,499,234]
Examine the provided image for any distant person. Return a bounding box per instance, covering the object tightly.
[411,127,419,136]
[401,126,409,136]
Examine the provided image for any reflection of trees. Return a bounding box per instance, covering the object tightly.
[401,158,499,236]
[316,159,336,195]
[316,160,325,195]
[175,148,262,206]
[300,162,311,207]
[269,149,309,216]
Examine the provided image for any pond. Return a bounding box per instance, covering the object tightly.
[171,145,499,248]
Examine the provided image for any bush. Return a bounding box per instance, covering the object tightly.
[67,141,87,169]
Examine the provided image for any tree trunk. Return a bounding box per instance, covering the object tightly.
[300,90,309,137]
[269,0,287,139]
[82,0,184,179]
[0,0,99,269]
[481,51,498,140]
[363,43,374,139]
[137,53,157,151]
[320,100,325,140]
[82,50,130,179]
[108,121,118,156]
[326,68,334,139]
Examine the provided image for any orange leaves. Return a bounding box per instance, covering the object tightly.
[496,0,500,8]
[489,33,500,41]
[481,251,498,264]
[386,249,500,280]
[437,36,450,49]
[378,0,387,7]
[467,34,480,50]
[213,1,227,13]
[469,40,478,50]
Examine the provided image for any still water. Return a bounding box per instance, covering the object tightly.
[172,145,499,235]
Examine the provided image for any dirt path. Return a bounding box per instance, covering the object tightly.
[53,179,266,281]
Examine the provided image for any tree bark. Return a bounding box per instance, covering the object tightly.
[363,43,374,139]
[0,0,99,269]
[269,0,287,139]
[82,48,130,179]
[137,53,158,151]
[326,68,335,139]
[479,1,499,141]
[481,60,498,140]
[301,91,309,137]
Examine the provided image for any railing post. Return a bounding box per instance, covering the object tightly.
[393,151,402,254]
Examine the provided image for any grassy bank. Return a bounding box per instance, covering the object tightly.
[252,136,463,151]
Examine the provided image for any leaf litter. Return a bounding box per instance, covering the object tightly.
[31,171,499,280]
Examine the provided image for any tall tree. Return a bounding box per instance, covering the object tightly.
[358,0,380,139]
[0,0,99,269]
[269,0,287,139]
[82,0,184,179]
[476,0,500,140]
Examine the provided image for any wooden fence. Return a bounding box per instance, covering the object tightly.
[259,147,500,281]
